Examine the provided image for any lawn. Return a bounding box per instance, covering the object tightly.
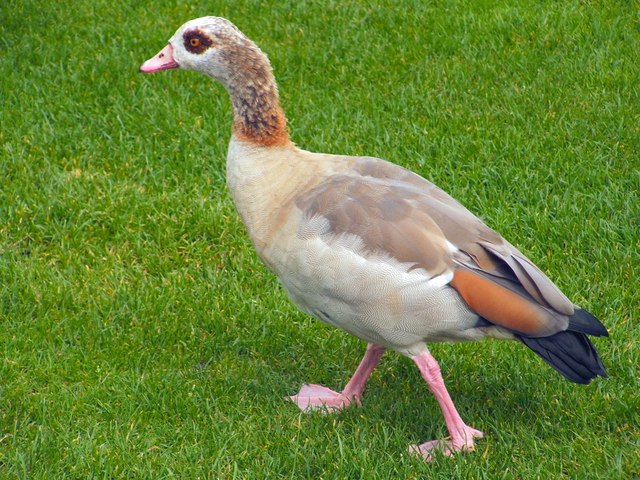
[1,0,639,477]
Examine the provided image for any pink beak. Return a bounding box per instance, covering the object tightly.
[140,43,179,73]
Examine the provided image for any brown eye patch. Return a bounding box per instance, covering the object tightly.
[183,29,213,54]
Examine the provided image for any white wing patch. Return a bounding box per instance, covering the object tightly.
[446,240,459,254]
[427,270,454,289]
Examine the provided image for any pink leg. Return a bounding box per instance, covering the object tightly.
[409,351,483,461]
[289,343,386,411]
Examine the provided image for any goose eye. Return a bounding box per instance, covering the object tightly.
[183,30,213,53]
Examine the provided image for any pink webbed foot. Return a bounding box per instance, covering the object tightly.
[409,425,484,461]
[410,351,485,461]
[288,384,358,412]
[288,344,385,413]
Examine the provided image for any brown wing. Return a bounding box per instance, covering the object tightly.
[295,174,453,279]
[344,156,576,336]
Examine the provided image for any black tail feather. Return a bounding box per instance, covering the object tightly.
[568,308,609,337]
[518,309,608,384]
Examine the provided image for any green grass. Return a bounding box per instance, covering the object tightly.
[1,0,639,477]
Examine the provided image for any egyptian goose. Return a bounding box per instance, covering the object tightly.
[140,17,608,460]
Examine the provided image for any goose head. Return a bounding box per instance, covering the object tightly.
[140,16,289,147]
[141,17,269,89]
